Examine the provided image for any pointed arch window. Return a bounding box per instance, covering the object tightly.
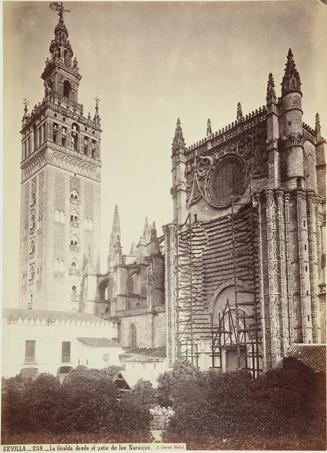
[70,189,79,205]
[63,80,72,99]
[70,233,79,252]
[70,209,79,227]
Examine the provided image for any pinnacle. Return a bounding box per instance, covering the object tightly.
[282,48,301,95]
[237,102,243,121]
[266,73,276,103]
[315,113,321,139]
[172,117,186,152]
[206,118,212,136]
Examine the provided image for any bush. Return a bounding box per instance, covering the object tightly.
[2,366,152,444]
[163,358,325,450]
[157,359,201,407]
[128,379,158,408]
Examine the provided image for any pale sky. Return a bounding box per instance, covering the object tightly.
[3,0,327,304]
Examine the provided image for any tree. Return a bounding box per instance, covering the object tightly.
[128,379,158,408]
[157,359,201,407]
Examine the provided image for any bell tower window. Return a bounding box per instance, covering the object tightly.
[63,80,72,99]
[53,123,58,143]
[71,123,79,151]
[62,126,67,146]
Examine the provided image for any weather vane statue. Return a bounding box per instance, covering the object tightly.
[49,2,71,19]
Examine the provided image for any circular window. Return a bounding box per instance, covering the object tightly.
[208,156,246,207]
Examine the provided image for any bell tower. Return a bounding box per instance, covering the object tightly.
[19,3,101,313]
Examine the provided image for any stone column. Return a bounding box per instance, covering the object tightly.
[295,190,312,343]
[276,190,289,354]
[256,193,268,371]
[265,190,282,366]
[307,193,321,342]
[284,192,294,344]
[163,223,177,367]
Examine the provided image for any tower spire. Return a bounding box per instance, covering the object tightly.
[236,102,243,122]
[266,73,276,103]
[281,48,301,95]
[94,97,101,125]
[315,113,321,141]
[42,1,81,104]
[172,118,186,153]
[107,204,122,271]
[206,118,212,137]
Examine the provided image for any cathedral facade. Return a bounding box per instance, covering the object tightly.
[164,50,326,374]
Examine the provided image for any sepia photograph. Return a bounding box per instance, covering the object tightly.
[2,0,327,449]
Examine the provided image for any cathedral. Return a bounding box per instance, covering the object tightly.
[84,205,166,351]
[164,50,326,374]
[2,3,325,380]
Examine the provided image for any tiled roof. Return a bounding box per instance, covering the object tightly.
[3,307,109,325]
[124,346,166,358]
[77,337,121,348]
[287,344,326,373]
[122,346,166,363]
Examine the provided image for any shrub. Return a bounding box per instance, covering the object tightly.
[2,366,152,444]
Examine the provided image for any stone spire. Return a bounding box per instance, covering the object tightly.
[130,241,137,256]
[107,204,122,271]
[149,221,160,256]
[266,73,277,103]
[315,113,321,141]
[172,118,186,153]
[143,217,151,244]
[22,98,29,124]
[94,97,101,126]
[206,118,212,137]
[236,102,243,122]
[281,48,301,96]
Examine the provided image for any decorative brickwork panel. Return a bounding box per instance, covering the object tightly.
[55,172,66,211]
[54,224,65,255]
[24,182,30,235]
[38,171,44,221]
[84,181,94,218]
[70,175,80,193]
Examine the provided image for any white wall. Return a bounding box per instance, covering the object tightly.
[122,359,168,388]
[2,319,122,378]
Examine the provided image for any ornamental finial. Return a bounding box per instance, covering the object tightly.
[281,48,301,95]
[266,73,276,103]
[49,2,70,20]
[23,98,29,115]
[315,113,321,140]
[206,118,212,136]
[172,118,186,153]
[236,102,243,121]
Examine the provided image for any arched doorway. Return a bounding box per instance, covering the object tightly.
[211,283,259,375]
